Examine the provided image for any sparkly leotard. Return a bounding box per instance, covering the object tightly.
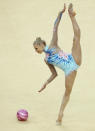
[44,45,79,76]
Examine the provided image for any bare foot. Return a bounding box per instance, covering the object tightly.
[68,3,76,17]
[56,113,64,125]
[56,119,62,125]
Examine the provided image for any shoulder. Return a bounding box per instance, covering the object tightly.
[49,45,62,53]
[49,41,58,47]
[49,44,61,49]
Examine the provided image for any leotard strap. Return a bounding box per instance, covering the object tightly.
[43,45,56,55]
[43,45,49,53]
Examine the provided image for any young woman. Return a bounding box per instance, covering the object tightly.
[33,3,82,124]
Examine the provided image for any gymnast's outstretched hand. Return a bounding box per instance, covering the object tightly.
[38,82,48,93]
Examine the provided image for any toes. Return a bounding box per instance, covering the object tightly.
[68,3,73,13]
[68,3,76,16]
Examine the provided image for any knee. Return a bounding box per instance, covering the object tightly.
[75,27,80,34]
[77,27,80,33]
[76,56,82,66]
[65,87,72,97]
[73,35,80,43]
[74,28,81,39]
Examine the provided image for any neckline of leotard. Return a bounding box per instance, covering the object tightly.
[43,45,49,53]
[44,45,56,53]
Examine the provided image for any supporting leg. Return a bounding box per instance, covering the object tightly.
[56,71,77,125]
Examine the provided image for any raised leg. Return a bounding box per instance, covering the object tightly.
[68,3,82,66]
[56,71,77,125]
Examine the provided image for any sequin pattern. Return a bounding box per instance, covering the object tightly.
[44,46,79,76]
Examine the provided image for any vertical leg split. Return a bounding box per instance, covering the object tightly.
[56,3,82,125]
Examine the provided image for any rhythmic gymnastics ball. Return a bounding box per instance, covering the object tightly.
[17,109,28,121]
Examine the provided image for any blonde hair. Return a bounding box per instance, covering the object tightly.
[33,37,46,46]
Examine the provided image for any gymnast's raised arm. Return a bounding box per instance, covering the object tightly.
[50,4,66,46]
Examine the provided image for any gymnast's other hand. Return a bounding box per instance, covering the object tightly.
[38,82,48,93]
[60,3,66,14]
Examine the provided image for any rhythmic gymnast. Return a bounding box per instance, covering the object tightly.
[33,3,82,124]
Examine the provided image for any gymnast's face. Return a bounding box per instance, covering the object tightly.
[34,43,45,54]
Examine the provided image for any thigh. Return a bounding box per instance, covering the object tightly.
[72,38,82,66]
[65,70,77,91]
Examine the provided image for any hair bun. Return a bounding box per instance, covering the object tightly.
[36,37,41,41]
[33,37,46,46]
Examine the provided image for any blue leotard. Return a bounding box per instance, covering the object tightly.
[44,45,79,76]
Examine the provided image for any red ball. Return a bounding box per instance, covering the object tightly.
[17,109,28,121]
